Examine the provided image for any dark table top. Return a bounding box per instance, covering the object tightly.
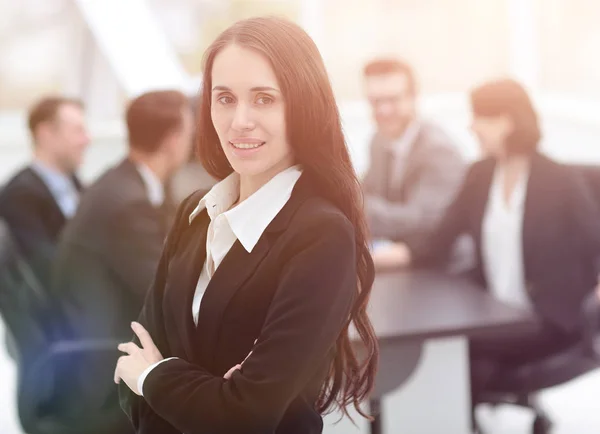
[358,270,536,342]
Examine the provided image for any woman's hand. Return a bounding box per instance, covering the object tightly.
[372,242,412,270]
[223,340,256,380]
[223,364,242,380]
[114,322,163,395]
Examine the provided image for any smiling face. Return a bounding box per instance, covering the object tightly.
[210,43,295,184]
[36,102,90,173]
[364,71,416,140]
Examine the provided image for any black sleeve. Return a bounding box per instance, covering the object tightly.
[0,188,57,284]
[140,213,357,434]
[118,197,195,434]
[407,162,479,267]
[565,167,600,265]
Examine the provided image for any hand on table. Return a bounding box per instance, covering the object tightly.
[372,242,412,270]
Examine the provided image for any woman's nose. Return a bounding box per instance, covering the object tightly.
[231,104,255,131]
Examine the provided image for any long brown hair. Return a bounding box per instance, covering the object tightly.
[196,16,378,418]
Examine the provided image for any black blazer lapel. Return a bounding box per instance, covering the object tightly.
[72,175,83,192]
[520,153,548,284]
[470,158,496,251]
[25,167,67,220]
[456,157,495,288]
[194,173,315,368]
[195,236,271,367]
[165,210,209,361]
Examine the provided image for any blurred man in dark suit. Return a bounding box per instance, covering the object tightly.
[51,90,193,433]
[170,94,216,203]
[0,96,89,284]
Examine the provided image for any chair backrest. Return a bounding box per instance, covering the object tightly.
[0,219,54,361]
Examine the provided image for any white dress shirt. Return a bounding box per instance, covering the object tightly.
[134,163,165,207]
[385,120,420,186]
[387,120,421,159]
[481,165,532,309]
[137,165,303,396]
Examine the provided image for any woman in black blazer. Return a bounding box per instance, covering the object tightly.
[373,79,600,399]
[113,17,378,434]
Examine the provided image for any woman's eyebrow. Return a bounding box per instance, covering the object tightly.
[212,85,280,93]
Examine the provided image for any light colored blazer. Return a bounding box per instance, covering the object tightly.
[363,120,466,245]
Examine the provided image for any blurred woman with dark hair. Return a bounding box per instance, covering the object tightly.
[114,16,378,434]
[373,78,600,401]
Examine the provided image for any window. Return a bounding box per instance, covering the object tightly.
[537,0,600,98]
[0,0,75,110]
[149,0,300,76]
[321,0,511,100]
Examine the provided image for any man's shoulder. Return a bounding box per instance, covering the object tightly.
[88,159,140,191]
[413,120,464,163]
[80,161,147,209]
[0,166,53,210]
[1,166,42,195]
[416,120,458,148]
[63,171,144,243]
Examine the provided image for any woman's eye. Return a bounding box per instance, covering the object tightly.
[217,95,234,104]
[256,96,274,105]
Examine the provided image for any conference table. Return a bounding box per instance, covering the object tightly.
[328,270,536,434]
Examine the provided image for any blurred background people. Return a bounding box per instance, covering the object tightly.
[1,1,600,433]
[169,94,217,203]
[361,58,465,248]
[48,90,193,433]
[0,96,89,284]
[372,78,600,404]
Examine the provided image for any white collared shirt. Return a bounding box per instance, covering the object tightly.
[134,163,165,207]
[386,120,420,159]
[137,164,303,396]
[188,164,303,324]
[383,120,420,189]
[481,165,532,309]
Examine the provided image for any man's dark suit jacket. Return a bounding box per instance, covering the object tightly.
[120,175,360,434]
[51,158,172,430]
[0,167,81,284]
[410,153,600,333]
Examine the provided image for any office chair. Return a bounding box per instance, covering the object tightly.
[473,164,600,434]
[473,291,600,434]
[0,220,124,434]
